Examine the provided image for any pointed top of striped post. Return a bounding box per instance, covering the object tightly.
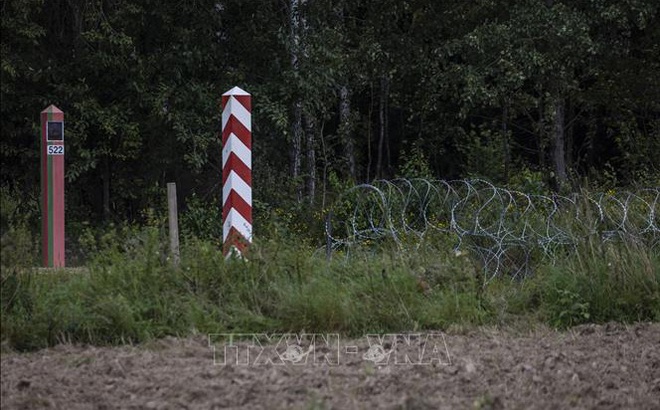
[41,105,63,114]
[223,86,251,96]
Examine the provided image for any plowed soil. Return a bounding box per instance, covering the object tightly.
[2,323,659,409]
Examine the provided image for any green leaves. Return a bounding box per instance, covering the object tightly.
[0,0,657,225]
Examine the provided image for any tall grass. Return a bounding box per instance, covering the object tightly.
[537,238,659,327]
[1,190,658,351]
[1,226,490,351]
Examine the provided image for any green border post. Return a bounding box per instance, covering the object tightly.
[41,105,65,267]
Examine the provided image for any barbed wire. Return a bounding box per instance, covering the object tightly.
[326,179,659,282]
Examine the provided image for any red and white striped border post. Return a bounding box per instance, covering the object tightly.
[221,87,252,257]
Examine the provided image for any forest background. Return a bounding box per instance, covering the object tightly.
[2,0,659,251]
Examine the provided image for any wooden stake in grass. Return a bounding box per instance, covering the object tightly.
[167,182,180,267]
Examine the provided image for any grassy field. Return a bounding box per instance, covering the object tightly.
[1,222,658,352]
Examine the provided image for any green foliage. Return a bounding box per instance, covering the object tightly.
[457,127,507,182]
[538,240,660,328]
[0,186,40,268]
[0,226,477,350]
[397,143,433,179]
[179,194,223,244]
[509,168,548,195]
[1,215,658,351]
[548,286,592,328]
[2,0,659,223]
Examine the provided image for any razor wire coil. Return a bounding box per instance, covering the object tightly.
[326,179,659,282]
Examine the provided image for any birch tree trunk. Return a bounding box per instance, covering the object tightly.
[551,98,568,187]
[502,104,510,184]
[289,0,303,200]
[339,84,356,180]
[376,76,389,179]
[566,99,574,182]
[304,115,316,203]
[545,0,568,189]
[292,100,303,200]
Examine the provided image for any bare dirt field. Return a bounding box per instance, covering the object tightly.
[2,323,659,409]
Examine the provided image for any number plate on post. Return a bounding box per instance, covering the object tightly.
[47,145,65,155]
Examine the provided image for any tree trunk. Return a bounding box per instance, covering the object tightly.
[339,84,356,180]
[551,98,568,188]
[102,155,111,220]
[292,100,303,200]
[502,103,510,184]
[304,114,316,204]
[376,76,389,179]
[289,0,303,200]
[566,99,574,182]
[367,83,374,181]
[537,101,547,171]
